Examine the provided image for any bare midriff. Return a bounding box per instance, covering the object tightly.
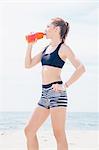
[42,65,62,85]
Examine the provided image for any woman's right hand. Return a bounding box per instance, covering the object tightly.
[28,38,37,47]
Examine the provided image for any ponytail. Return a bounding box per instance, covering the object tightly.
[62,22,70,43]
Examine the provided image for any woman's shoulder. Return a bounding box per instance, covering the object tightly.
[61,43,70,50]
[60,43,71,53]
[59,43,75,58]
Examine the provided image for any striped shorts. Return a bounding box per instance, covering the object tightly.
[38,81,68,109]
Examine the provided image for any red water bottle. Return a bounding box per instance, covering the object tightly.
[26,32,45,43]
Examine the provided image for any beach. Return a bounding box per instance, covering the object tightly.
[0,111,99,150]
[0,129,99,150]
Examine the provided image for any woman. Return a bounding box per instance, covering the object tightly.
[24,17,86,150]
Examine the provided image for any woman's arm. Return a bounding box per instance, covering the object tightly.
[63,45,86,89]
[25,43,43,68]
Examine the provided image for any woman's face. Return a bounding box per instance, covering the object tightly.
[45,21,58,39]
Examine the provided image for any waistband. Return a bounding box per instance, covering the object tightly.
[42,80,63,88]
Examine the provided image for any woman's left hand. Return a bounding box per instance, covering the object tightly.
[51,84,66,92]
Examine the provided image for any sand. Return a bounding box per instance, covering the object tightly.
[0,129,99,150]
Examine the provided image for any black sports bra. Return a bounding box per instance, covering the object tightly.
[41,41,65,68]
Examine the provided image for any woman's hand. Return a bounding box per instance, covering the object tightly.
[28,38,37,47]
[51,84,66,92]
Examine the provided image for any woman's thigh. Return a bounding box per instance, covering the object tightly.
[50,107,67,133]
[25,106,50,133]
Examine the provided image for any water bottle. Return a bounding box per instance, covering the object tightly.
[26,32,45,43]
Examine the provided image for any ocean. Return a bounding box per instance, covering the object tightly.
[0,112,99,132]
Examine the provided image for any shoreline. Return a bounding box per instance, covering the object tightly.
[0,129,99,150]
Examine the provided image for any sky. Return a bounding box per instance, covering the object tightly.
[0,0,98,112]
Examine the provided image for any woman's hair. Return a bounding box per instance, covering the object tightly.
[51,17,70,42]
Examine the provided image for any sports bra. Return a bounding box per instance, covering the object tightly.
[41,41,65,68]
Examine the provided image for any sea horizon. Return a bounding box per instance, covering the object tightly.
[0,111,99,133]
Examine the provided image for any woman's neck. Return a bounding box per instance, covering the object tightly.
[50,38,62,48]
